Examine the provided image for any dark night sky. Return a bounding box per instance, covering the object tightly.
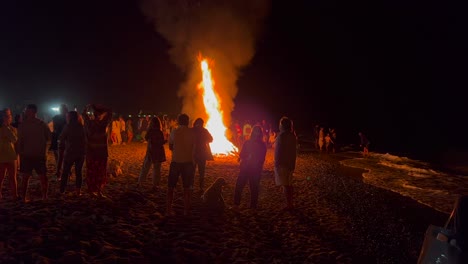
[1,0,467,157]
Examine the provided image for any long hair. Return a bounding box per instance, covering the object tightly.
[250,125,264,142]
[150,116,162,130]
[193,117,204,127]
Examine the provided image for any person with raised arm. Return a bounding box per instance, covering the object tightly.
[82,104,112,197]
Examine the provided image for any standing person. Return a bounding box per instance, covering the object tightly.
[243,121,252,142]
[119,115,127,145]
[51,104,68,180]
[274,116,297,211]
[58,111,86,196]
[12,113,22,129]
[192,118,213,193]
[318,127,324,154]
[166,114,195,216]
[139,116,149,143]
[18,104,51,201]
[330,128,337,153]
[137,116,167,190]
[233,125,267,211]
[358,132,370,157]
[313,125,320,150]
[0,108,19,200]
[82,104,112,197]
[324,133,333,154]
[233,121,243,148]
[111,117,121,145]
[261,120,270,145]
[161,115,170,141]
[126,118,134,143]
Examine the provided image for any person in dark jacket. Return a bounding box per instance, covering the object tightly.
[192,118,213,193]
[137,116,167,190]
[233,125,267,211]
[51,104,68,180]
[274,116,297,211]
[58,111,86,195]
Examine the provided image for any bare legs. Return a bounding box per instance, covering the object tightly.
[0,162,18,200]
[166,187,192,216]
[21,173,48,202]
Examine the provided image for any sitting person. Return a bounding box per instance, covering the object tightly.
[202,177,227,213]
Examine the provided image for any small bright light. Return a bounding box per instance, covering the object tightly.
[128,115,132,117]
[51,107,59,112]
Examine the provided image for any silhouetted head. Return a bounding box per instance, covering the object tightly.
[25,104,38,119]
[150,116,162,130]
[250,125,264,141]
[67,111,79,123]
[279,116,293,132]
[193,118,204,127]
[59,104,68,115]
[177,114,189,126]
[92,104,107,120]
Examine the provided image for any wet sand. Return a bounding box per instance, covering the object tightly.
[0,143,449,263]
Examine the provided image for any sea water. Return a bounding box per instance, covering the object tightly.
[338,151,468,214]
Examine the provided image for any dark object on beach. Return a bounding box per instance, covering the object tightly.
[202,177,226,213]
[417,195,468,264]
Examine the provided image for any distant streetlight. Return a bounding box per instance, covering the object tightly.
[51,107,59,112]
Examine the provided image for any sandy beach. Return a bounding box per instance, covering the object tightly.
[0,143,449,263]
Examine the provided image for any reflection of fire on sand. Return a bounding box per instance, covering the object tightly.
[0,143,448,263]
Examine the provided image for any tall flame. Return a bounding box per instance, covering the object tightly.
[198,57,238,155]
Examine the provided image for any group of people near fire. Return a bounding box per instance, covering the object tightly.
[0,103,298,216]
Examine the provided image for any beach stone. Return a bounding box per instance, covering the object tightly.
[12,215,41,229]
[99,256,129,264]
[87,240,103,256]
[61,251,84,264]
[71,211,83,217]
[31,236,44,247]
[34,255,51,264]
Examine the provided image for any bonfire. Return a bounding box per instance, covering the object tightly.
[198,56,238,156]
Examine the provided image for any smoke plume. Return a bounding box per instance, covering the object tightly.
[141,0,270,123]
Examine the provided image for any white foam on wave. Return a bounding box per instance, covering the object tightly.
[339,151,466,214]
[378,160,439,175]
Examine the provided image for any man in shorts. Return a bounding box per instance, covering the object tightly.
[274,116,297,211]
[18,104,51,201]
[166,114,195,216]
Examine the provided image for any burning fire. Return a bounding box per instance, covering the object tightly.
[198,57,238,155]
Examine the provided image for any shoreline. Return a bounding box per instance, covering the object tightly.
[305,150,450,262]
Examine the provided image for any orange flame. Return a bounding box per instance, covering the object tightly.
[198,57,238,155]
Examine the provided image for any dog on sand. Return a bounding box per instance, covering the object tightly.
[202,177,227,213]
[107,159,123,178]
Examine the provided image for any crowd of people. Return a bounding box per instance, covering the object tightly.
[0,104,298,217]
[311,125,371,157]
